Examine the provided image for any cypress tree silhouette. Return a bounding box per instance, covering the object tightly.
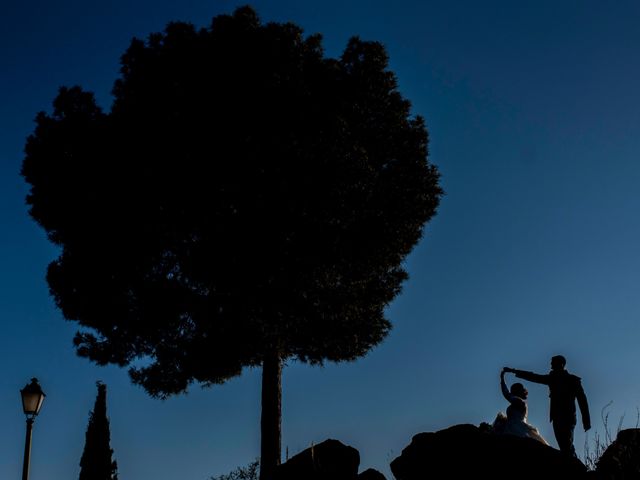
[78,382,118,480]
[22,6,442,479]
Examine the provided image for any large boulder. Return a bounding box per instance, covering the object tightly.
[358,468,386,480]
[595,428,640,479]
[390,424,587,480]
[274,439,360,480]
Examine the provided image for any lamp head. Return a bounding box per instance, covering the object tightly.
[21,378,45,418]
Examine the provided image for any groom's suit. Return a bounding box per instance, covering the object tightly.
[512,368,590,457]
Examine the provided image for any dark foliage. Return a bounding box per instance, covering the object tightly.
[595,428,640,479]
[22,5,441,476]
[23,4,440,395]
[211,460,259,480]
[78,382,118,480]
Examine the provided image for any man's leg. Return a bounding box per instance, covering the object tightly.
[553,420,576,457]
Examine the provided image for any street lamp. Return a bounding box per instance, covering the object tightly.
[20,378,45,480]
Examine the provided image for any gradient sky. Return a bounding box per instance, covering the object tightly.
[2,1,640,478]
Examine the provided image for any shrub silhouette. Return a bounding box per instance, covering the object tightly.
[210,460,259,480]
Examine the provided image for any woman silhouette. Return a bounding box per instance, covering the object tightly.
[493,368,549,445]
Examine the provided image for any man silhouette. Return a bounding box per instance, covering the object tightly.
[505,355,591,457]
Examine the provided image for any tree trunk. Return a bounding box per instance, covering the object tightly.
[260,350,282,480]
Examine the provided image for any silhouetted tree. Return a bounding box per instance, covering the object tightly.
[79,382,118,480]
[22,6,442,479]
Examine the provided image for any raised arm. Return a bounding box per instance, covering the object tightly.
[506,367,550,385]
[500,370,511,401]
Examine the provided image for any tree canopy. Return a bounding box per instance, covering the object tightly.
[22,6,442,477]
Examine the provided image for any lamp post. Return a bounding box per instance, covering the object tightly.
[20,378,45,480]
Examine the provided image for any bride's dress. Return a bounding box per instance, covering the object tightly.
[493,378,549,445]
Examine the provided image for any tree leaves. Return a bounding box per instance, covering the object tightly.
[22,6,442,396]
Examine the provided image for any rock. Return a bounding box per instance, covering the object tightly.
[595,428,640,479]
[274,439,360,480]
[358,468,386,480]
[390,423,587,480]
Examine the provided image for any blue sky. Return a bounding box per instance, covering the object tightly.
[2,1,640,478]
